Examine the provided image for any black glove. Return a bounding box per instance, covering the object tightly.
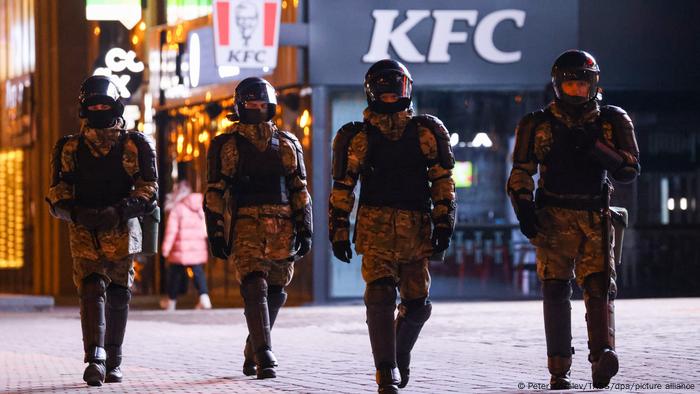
[573,124,599,152]
[95,206,121,232]
[294,230,312,258]
[515,199,539,239]
[431,227,452,254]
[209,237,229,260]
[73,207,101,230]
[332,240,353,263]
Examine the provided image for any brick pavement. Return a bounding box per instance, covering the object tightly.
[1,298,699,393]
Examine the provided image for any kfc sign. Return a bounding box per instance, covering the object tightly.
[363,9,526,64]
[213,0,281,69]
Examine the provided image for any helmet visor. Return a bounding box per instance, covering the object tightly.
[238,83,277,106]
[367,71,412,102]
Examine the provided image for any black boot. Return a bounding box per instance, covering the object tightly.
[542,280,573,390]
[376,367,401,394]
[365,278,399,394]
[243,287,287,376]
[105,284,131,383]
[548,356,572,390]
[395,297,431,388]
[584,273,618,389]
[241,273,277,379]
[80,274,107,387]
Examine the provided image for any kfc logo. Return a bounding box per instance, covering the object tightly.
[363,9,526,64]
[213,0,281,69]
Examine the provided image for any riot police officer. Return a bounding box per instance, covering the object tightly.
[329,59,456,394]
[506,50,640,389]
[46,75,158,386]
[204,77,312,379]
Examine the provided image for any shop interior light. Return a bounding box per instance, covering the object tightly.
[139,21,146,31]
[218,66,240,78]
[94,26,101,36]
[176,133,184,154]
[298,110,311,128]
[469,132,493,148]
[449,133,459,147]
[0,150,24,269]
[680,197,688,211]
[667,198,675,211]
[132,35,139,45]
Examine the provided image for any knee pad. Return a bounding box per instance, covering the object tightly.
[364,277,397,307]
[268,285,285,295]
[106,284,131,310]
[80,274,107,298]
[583,273,611,301]
[240,272,268,300]
[399,297,432,324]
[542,280,572,303]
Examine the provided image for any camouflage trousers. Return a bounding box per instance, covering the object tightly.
[73,255,135,291]
[355,205,433,300]
[228,206,296,287]
[531,206,615,287]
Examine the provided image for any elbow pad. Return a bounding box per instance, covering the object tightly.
[590,140,640,183]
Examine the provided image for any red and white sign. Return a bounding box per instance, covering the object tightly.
[213,0,281,69]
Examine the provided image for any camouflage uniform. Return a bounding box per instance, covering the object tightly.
[508,102,625,286]
[204,120,312,379]
[329,108,456,390]
[46,124,158,289]
[204,121,311,286]
[330,109,455,297]
[46,121,158,386]
[507,100,640,388]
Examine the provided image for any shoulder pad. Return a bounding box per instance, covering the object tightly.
[50,134,76,186]
[600,105,628,117]
[278,130,307,179]
[513,110,547,164]
[599,105,638,158]
[125,131,158,182]
[599,105,633,127]
[278,130,302,151]
[207,133,237,183]
[332,122,365,180]
[412,114,455,169]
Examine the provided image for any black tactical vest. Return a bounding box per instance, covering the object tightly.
[359,120,431,212]
[234,132,289,207]
[542,111,606,195]
[74,135,134,209]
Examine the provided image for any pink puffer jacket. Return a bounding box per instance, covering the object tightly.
[161,193,209,265]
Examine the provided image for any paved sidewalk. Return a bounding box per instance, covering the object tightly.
[1,298,699,393]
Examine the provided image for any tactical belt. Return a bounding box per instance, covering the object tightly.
[536,193,602,211]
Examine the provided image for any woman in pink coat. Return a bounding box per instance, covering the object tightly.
[161,178,212,310]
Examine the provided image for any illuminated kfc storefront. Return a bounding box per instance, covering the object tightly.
[303,0,700,301]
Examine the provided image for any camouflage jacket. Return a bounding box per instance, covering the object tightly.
[507,100,640,206]
[203,121,312,240]
[329,108,456,243]
[46,124,158,260]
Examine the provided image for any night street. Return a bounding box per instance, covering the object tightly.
[2,298,699,393]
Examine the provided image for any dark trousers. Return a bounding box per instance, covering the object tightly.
[167,264,208,300]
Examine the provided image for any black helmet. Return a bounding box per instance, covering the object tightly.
[551,50,600,105]
[232,77,277,124]
[78,75,124,128]
[364,59,413,114]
